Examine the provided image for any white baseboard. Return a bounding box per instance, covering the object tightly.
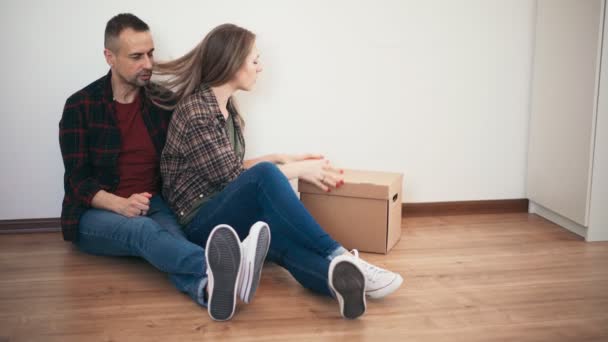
[586,226,608,241]
[529,201,588,239]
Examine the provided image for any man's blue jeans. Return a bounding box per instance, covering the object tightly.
[76,195,208,306]
[186,162,345,297]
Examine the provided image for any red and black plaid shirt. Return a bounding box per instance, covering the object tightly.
[58,71,173,241]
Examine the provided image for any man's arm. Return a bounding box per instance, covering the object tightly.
[59,96,152,217]
[59,96,104,206]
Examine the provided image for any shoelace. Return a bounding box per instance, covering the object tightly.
[350,249,386,283]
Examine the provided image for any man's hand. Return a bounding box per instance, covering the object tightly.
[115,192,152,217]
[91,190,152,217]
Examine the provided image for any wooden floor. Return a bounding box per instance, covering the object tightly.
[1,213,607,342]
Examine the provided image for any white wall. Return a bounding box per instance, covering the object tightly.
[587,0,608,241]
[0,0,536,220]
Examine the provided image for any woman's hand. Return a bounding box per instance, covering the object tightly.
[296,159,344,192]
[274,153,324,165]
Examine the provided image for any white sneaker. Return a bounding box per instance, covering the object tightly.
[237,221,271,304]
[205,224,242,321]
[328,255,366,319]
[349,249,403,299]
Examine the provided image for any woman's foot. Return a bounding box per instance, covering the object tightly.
[328,255,366,319]
[238,221,271,304]
[345,249,403,299]
[205,224,242,321]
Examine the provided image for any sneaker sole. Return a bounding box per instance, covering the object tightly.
[240,222,271,304]
[206,225,242,321]
[329,258,366,319]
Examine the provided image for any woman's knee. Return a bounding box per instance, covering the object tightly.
[248,161,284,183]
[250,161,280,175]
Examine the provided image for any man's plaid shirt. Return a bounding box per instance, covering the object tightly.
[58,71,173,241]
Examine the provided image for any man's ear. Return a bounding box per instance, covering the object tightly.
[103,48,115,67]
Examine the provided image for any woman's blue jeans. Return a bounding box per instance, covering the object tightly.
[186,162,344,297]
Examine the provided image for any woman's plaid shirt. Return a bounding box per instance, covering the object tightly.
[160,85,245,222]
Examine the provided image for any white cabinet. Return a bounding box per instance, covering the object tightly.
[527,0,608,241]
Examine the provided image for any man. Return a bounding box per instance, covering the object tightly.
[58,13,269,320]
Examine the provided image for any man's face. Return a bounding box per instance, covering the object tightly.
[104,28,154,87]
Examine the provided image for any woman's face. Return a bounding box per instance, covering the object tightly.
[233,43,262,91]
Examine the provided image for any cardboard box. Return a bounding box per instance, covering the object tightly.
[298,169,403,254]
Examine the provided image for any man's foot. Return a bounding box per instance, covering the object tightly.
[328,255,366,319]
[348,249,403,299]
[205,224,242,321]
[238,221,271,304]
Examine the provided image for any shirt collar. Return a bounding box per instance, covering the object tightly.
[199,84,235,123]
[103,69,149,105]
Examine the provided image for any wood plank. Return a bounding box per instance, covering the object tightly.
[0,213,607,341]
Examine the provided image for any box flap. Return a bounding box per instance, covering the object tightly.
[298,169,403,200]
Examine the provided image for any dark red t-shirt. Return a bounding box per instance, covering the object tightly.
[113,95,160,198]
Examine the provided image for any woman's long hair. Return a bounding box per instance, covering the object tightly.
[150,23,255,125]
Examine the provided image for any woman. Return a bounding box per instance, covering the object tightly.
[155,24,402,321]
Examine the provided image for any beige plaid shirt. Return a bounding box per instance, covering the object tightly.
[161,85,245,223]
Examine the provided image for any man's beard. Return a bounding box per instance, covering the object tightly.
[127,70,152,87]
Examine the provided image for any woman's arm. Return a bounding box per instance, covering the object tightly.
[184,115,244,185]
[244,153,342,190]
[243,153,324,169]
[243,154,281,169]
[277,159,344,192]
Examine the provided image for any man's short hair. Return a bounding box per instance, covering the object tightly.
[104,13,149,52]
